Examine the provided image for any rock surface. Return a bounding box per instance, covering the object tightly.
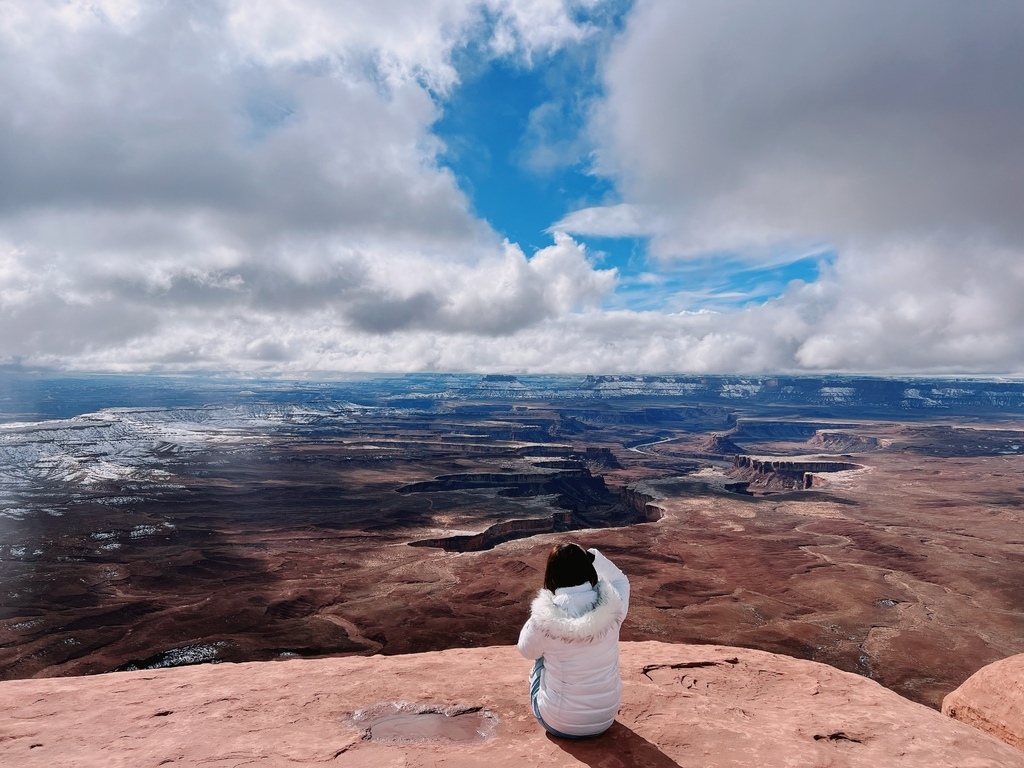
[943,652,1024,751]
[1,641,1021,768]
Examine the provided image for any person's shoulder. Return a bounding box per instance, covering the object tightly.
[530,588,556,614]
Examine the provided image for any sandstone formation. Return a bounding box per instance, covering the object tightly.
[2,641,1022,768]
[943,652,1024,751]
[806,431,886,453]
[728,455,862,491]
[696,433,743,455]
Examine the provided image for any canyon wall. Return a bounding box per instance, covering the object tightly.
[730,456,862,491]
[409,512,576,552]
[621,484,667,522]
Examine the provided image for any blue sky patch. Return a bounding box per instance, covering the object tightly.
[432,3,830,314]
[612,251,833,312]
[434,55,614,254]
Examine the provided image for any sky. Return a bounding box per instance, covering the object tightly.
[1,0,1023,375]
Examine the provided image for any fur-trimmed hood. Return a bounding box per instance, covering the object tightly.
[528,578,624,643]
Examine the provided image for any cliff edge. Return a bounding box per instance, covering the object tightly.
[1,641,1021,768]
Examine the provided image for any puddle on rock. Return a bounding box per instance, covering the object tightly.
[348,702,498,744]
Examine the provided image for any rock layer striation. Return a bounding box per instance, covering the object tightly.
[943,652,1024,751]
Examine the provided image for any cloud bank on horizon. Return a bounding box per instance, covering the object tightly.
[1,0,1023,375]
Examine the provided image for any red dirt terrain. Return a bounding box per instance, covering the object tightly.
[1,402,1023,711]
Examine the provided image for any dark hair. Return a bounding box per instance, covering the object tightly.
[544,543,598,592]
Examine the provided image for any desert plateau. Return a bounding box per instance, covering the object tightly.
[1,373,1023,715]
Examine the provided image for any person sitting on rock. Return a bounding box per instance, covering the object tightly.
[518,542,630,738]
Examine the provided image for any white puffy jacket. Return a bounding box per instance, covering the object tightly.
[517,549,630,736]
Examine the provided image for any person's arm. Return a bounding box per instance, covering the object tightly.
[590,548,630,613]
[517,616,545,659]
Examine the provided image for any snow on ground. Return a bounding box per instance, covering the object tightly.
[0,403,359,509]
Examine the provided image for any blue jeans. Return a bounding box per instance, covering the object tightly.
[530,658,590,740]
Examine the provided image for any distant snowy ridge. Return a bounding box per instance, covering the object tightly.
[572,375,1024,408]
[0,402,360,503]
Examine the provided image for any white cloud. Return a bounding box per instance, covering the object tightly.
[3,0,1024,376]
[0,0,620,371]
[485,0,599,60]
[223,0,600,91]
[223,0,476,92]
[551,203,654,239]
[787,240,1024,372]
[570,0,1024,373]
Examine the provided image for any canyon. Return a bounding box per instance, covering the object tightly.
[1,373,1023,715]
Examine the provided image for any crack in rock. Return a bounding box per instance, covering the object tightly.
[642,659,740,681]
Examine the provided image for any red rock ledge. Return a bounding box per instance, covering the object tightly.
[1,641,1020,767]
[944,652,1024,752]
